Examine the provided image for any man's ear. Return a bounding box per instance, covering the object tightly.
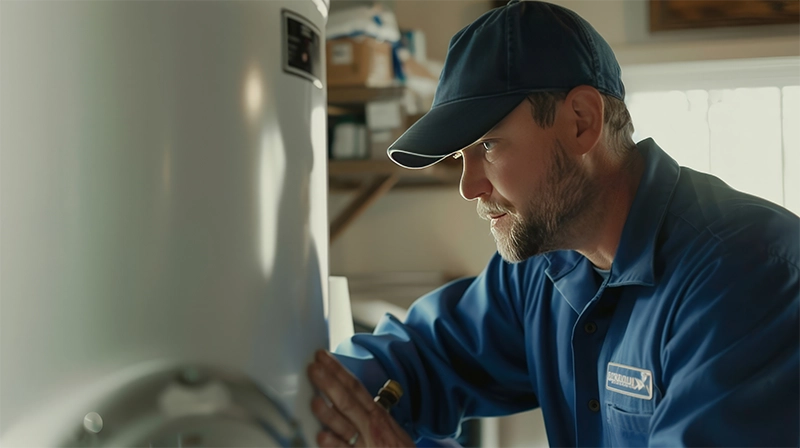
[558,85,604,155]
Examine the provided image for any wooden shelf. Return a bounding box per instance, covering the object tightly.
[328,158,461,242]
[328,85,405,105]
[326,86,454,241]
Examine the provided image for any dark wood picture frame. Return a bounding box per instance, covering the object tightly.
[650,0,799,31]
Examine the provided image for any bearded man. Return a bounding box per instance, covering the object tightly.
[307,1,800,447]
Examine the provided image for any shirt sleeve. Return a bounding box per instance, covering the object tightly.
[333,253,540,441]
[648,238,800,446]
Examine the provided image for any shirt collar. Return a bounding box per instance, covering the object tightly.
[608,138,679,287]
[544,138,680,291]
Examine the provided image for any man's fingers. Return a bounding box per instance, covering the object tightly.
[307,351,417,448]
[310,396,361,447]
[316,430,351,448]
[315,350,379,411]
[308,361,369,430]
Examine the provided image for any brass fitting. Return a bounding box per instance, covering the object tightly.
[373,379,403,411]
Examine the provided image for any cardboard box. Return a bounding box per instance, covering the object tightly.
[327,36,394,88]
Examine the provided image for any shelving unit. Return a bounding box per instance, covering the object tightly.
[328,85,405,104]
[328,158,461,241]
[327,86,461,241]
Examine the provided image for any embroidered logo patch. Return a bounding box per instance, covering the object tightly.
[606,362,653,400]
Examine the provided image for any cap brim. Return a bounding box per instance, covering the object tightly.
[387,92,528,169]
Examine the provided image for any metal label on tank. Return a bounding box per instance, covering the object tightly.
[283,10,322,87]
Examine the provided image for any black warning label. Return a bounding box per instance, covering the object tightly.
[283,10,321,85]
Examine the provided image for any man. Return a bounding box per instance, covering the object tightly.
[308,1,800,446]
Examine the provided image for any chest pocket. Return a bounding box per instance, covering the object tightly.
[601,358,660,446]
[602,364,657,447]
[605,403,651,447]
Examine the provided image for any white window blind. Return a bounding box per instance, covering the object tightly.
[623,58,800,215]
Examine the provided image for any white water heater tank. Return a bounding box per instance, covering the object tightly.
[1,1,331,445]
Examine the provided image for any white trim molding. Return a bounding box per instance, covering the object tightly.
[622,56,800,93]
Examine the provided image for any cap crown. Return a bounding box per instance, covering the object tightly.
[433,0,624,107]
[387,0,625,169]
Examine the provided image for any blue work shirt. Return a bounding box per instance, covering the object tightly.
[334,139,800,447]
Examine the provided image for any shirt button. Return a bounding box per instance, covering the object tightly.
[588,399,600,412]
[584,321,597,334]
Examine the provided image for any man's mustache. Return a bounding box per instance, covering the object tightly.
[476,201,514,221]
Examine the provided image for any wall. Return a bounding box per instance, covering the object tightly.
[548,0,799,65]
[328,1,799,446]
[393,0,493,61]
[330,188,495,278]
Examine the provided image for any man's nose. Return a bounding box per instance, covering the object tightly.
[459,150,491,201]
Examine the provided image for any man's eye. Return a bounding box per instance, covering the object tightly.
[482,141,497,152]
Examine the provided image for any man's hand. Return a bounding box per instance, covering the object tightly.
[307,350,416,448]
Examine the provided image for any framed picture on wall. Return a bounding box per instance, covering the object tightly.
[650,0,799,31]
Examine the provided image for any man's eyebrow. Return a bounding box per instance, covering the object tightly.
[452,120,507,158]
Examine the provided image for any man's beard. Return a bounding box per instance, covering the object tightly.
[478,140,597,263]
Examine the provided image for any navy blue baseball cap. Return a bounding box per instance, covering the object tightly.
[388,0,625,169]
